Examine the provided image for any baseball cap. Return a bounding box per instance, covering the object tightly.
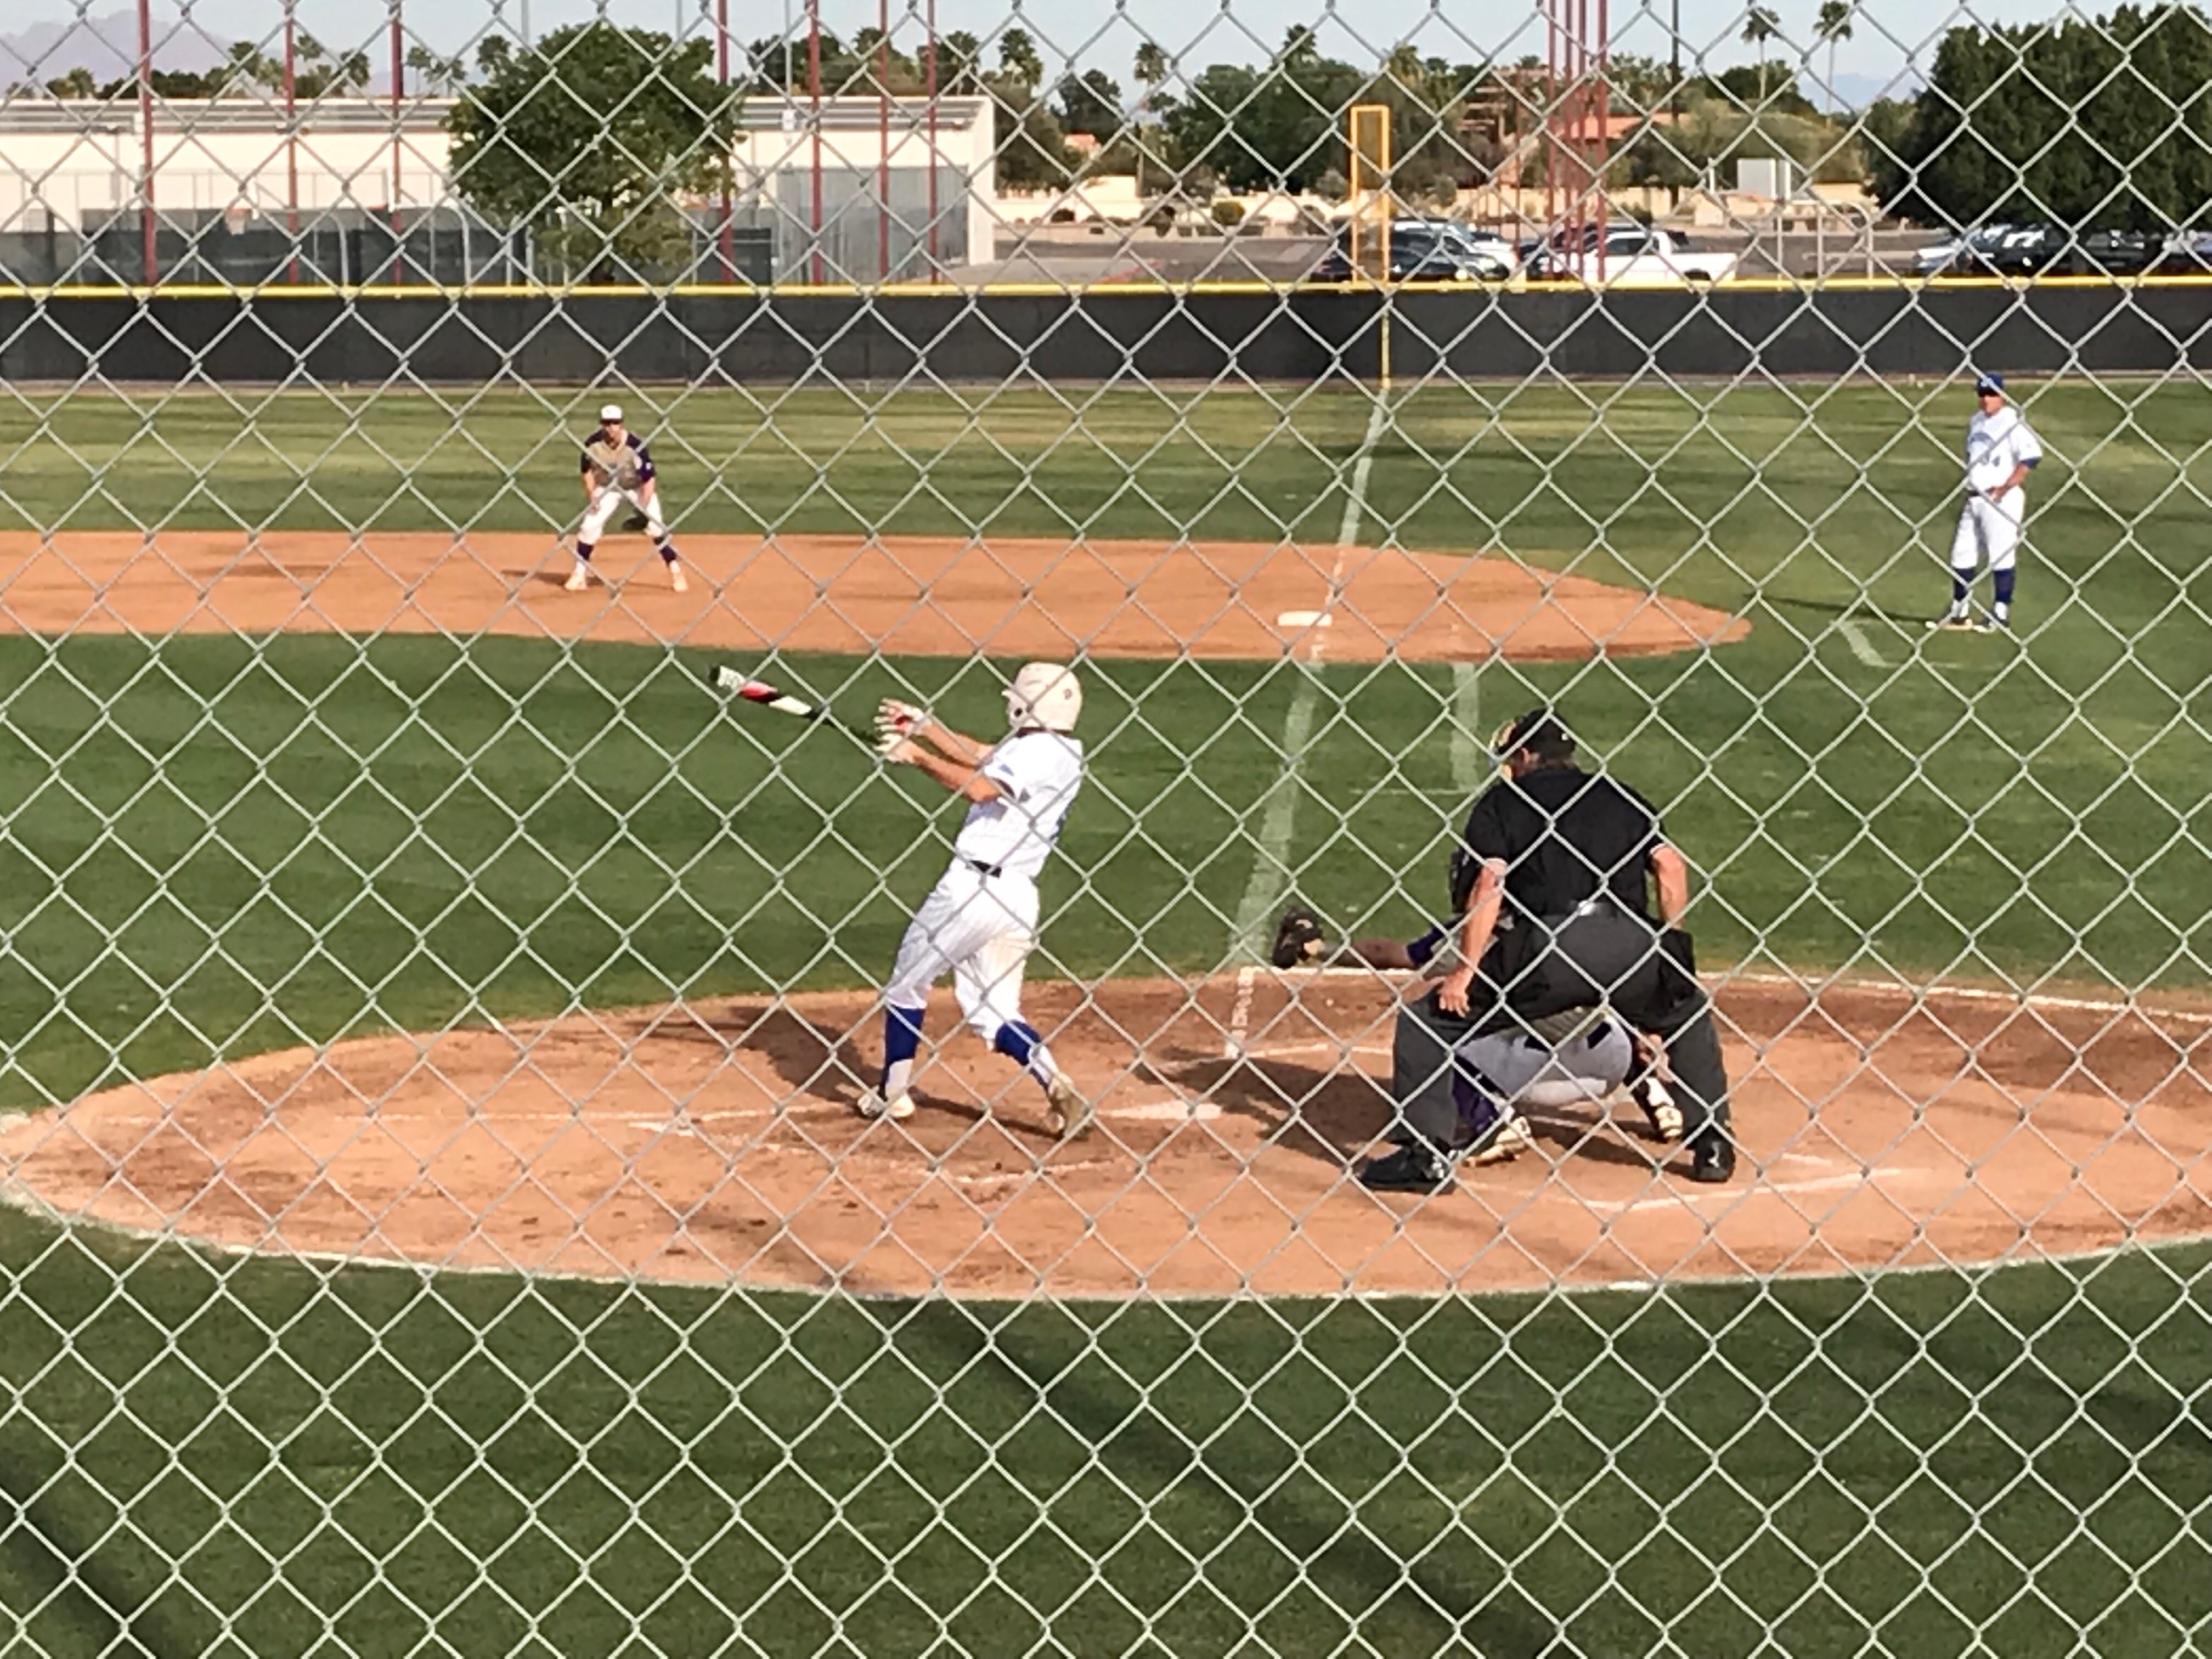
[1974,371,2005,396]
[599,403,624,422]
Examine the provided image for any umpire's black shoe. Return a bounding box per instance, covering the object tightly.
[1358,1141,1452,1194]
[1688,1131,1737,1184]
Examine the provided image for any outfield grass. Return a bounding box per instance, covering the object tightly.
[2,380,2208,1656]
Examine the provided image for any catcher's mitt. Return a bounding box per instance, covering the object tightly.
[1271,904,1329,969]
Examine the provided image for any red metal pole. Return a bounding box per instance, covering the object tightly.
[137,0,155,286]
[809,0,823,283]
[718,0,734,280]
[285,3,299,284]
[925,0,939,272]
[1595,0,1609,281]
[390,0,404,283]
[877,0,890,283]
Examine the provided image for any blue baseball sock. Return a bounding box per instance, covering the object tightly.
[657,539,680,565]
[1951,566,1973,608]
[576,541,596,563]
[992,1021,1057,1089]
[881,1005,925,1101]
[1993,567,2015,618]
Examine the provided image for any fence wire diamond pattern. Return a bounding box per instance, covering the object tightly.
[1,0,2210,1653]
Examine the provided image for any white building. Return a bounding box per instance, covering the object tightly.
[0,91,995,283]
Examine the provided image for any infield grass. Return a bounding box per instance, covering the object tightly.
[2,379,2208,1657]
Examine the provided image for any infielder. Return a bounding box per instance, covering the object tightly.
[864,663,1091,1138]
[1930,370,2040,634]
[567,404,689,593]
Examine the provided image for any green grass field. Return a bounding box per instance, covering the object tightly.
[2,379,2209,1655]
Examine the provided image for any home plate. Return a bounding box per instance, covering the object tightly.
[1110,1097,1223,1122]
[1276,611,1332,629]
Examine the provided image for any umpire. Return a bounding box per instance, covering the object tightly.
[1358,708,1737,1192]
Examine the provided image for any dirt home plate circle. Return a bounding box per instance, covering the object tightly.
[3,530,2203,1296]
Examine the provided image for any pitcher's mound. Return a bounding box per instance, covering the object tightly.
[5,977,2205,1298]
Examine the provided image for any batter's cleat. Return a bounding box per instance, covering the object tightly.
[859,1090,915,1122]
[1046,1074,1093,1139]
[1632,1075,1684,1143]
[563,563,595,592]
[1357,1141,1452,1194]
[1925,611,1974,631]
[669,565,689,594]
[1468,1115,1537,1166]
[1975,614,2010,634]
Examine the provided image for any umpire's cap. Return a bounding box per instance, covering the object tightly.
[1492,708,1575,762]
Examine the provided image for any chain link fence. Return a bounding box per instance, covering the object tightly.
[1,1,2209,1655]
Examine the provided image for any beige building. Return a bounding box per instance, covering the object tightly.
[0,91,996,282]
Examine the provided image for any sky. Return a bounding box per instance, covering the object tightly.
[0,0,2085,104]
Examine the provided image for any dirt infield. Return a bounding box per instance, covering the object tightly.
[7,975,2206,1297]
[0,531,1746,661]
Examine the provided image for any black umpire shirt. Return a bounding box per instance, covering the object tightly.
[1453,764,1663,926]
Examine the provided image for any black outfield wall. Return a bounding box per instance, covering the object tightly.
[2,285,2209,386]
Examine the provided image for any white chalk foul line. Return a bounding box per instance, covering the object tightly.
[1835,617,1887,668]
[1226,392,1392,1059]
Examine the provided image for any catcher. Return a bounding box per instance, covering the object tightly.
[1275,708,1734,1194]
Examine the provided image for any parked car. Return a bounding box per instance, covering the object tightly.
[2146,232,2212,274]
[1308,222,1511,284]
[1401,218,1520,272]
[1914,224,2018,276]
[1931,224,2155,278]
[1526,224,1737,285]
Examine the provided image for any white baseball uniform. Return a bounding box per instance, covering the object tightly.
[1951,403,2042,573]
[882,730,1084,1042]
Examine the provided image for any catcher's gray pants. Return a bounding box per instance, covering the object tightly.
[1391,1006,1634,1154]
[1398,909,1733,1153]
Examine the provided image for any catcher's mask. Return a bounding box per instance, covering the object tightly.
[1491,708,1575,777]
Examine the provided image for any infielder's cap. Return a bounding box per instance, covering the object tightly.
[599,403,624,422]
[1974,371,2005,396]
[1492,708,1573,759]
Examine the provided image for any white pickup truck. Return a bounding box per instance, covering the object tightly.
[1530,225,1740,286]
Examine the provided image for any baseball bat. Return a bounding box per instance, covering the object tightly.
[706,664,877,744]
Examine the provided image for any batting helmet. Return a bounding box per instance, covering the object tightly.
[1006,662,1082,733]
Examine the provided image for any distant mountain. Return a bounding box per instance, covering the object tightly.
[1,9,229,89]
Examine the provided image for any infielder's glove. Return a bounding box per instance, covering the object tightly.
[622,514,650,532]
[1271,904,1329,969]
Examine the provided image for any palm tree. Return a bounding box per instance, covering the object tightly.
[1741,4,1781,99]
[1134,41,1168,91]
[1815,0,1854,113]
[998,27,1043,87]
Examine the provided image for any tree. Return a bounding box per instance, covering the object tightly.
[998,29,1043,86]
[939,32,984,93]
[1056,69,1123,137]
[445,22,738,281]
[1741,4,1782,98]
[1133,41,1169,101]
[1815,1,1854,112]
[45,66,96,98]
[406,44,469,95]
[1874,5,2212,229]
[292,34,370,98]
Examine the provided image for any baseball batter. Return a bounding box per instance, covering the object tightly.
[567,404,688,593]
[1931,371,2041,633]
[864,663,1090,1138]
